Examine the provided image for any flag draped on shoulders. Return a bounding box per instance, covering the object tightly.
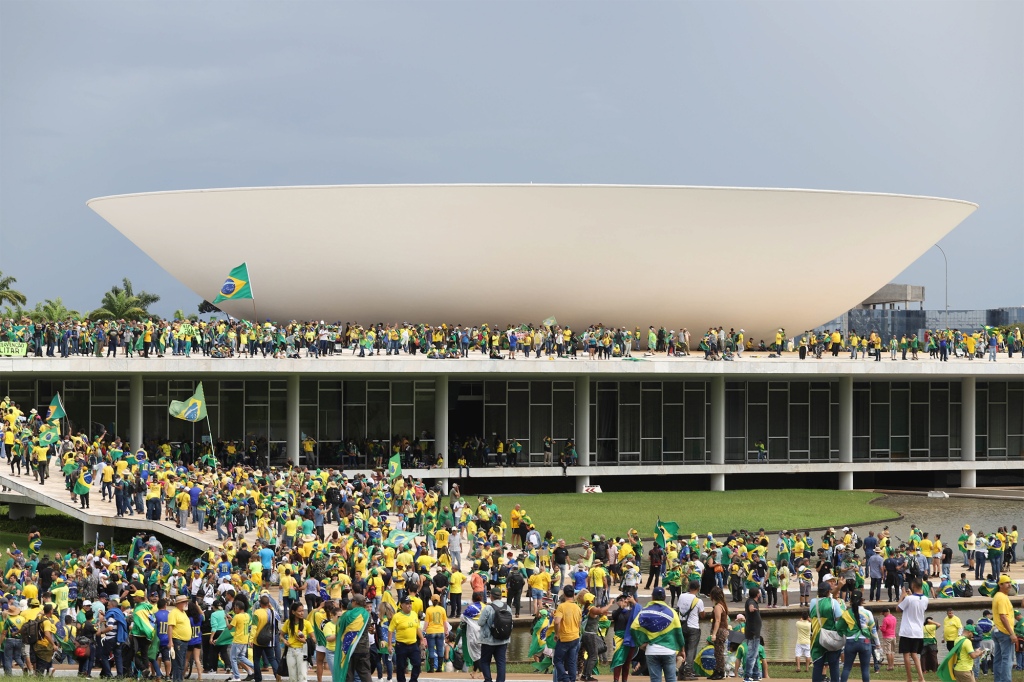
[332,606,369,682]
[937,636,967,682]
[629,600,685,651]
[169,383,207,422]
[810,596,844,662]
[212,263,253,303]
[73,467,93,496]
[654,519,679,549]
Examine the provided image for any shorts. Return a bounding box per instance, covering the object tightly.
[159,645,171,662]
[882,638,896,657]
[188,643,202,652]
[795,644,810,658]
[531,588,544,599]
[898,637,923,655]
[316,645,328,654]
[799,583,810,597]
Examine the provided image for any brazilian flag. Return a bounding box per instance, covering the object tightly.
[47,393,67,421]
[38,425,60,447]
[654,519,679,549]
[212,262,253,303]
[383,530,416,549]
[169,383,207,422]
[332,605,370,682]
[387,454,402,481]
[73,468,93,496]
[630,600,685,651]
[938,636,968,682]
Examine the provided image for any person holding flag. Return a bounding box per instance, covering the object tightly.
[332,593,371,682]
[630,585,686,682]
[73,458,93,508]
[938,629,984,682]
[387,453,402,482]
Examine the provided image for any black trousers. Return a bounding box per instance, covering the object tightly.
[394,643,421,682]
[350,652,373,682]
[644,566,661,589]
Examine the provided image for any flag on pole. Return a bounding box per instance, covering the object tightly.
[212,263,253,303]
[542,316,557,327]
[169,383,207,422]
[654,519,679,549]
[387,454,402,481]
[47,393,66,421]
[38,424,60,446]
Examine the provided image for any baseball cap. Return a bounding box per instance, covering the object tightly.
[651,586,666,600]
[998,575,1014,585]
[821,573,836,582]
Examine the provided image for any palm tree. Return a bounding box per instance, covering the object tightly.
[90,289,146,321]
[27,298,81,322]
[1,304,30,320]
[173,309,186,321]
[119,278,160,312]
[0,271,27,307]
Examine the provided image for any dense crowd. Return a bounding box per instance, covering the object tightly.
[0,401,1022,682]
[3,317,1019,362]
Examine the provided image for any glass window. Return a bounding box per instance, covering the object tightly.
[790,382,809,404]
[344,405,366,440]
[725,390,745,439]
[245,405,268,438]
[220,394,243,440]
[619,404,640,454]
[747,382,768,404]
[553,391,574,441]
[508,391,529,441]
[92,381,116,404]
[642,390,662,439]
[748,404,767,447]
[300,380,317,404]
[320,394,343,441]
[663,404,683,453]
[871,383,889,404]
[531,381,552,405]
[245,381,268,404]
[891,436,909,459]
[596,440,617,463]
[391,382,413,405]
[930,390,949,436]
[663,381,684,404]
[366,392,389,439]
[641,439,662,463]
[911,404,929,450]
[300,406,317,446]
[269,394,287,441]
[989,403,1007,449]
[619,382,640,405]
[988,382,1006,403]
[852,390,870,438]
[810,438,830,460]
[790,404,809,452]
[597,391,618,440]
[531,405,552,454]
[871,404,889,451]
[769,390,788,438]
[811,392,830,437]
[344,381,366,405]
[486,405,508,440]
[890,390,910,437]
[684,392,704,438]
[769,437,789,460]
[485,381,507,404]
[392,405,414,440]
[910,382,928,403]
[415,391,436,440]
[725,438,746,462]
[930,436,949,460]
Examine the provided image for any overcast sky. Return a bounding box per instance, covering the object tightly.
[1,1,1021,318]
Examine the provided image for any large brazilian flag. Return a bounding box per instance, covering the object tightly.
[332,606,370,682]
[212,263,253,303]
[629,600,685,651]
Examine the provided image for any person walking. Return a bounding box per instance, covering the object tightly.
[707,587,729,680]
[990,575,1019,682]
[580,592,612,682]
[810,578,846,682]
[551,586,583,682]
[741,588,763,682]
[838,590,877,682]
[898,578,928,682]
[630,586,686,682]
[675,580,705,680]
[477,588,512,682]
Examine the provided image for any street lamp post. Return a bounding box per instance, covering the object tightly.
[934,244,948,329]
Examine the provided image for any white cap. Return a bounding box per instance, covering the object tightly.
[821,573,836,582]
[82,600,93,607]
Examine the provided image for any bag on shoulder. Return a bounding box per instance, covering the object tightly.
[255,612,274,647]
[489,603,513,640]
[21,617,42,646]
[816,599,845,652]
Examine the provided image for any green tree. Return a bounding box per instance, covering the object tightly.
[90,288,146,321]
[1,304,30,320]
[0,270,27,307]
[173,309,186,321]
[28,298,80,322]
[119,277,160,311]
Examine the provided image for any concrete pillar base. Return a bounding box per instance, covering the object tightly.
[575,475,590,493]
[839,471,854,491]
[8,503,36,520]
[83,522,101,545]
[711,474,725,492]
[961,469,977,489]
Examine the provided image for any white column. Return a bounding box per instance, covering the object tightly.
[839,376,853,490]
[130,374,143,452]
[575,375,591,493]
[961,377,976,488]
[83,522,101,545]
[710,377,725,491]
[287,374,300,466]
[435,376,449,494]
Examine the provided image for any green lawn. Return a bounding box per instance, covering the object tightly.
[490,489,898,542]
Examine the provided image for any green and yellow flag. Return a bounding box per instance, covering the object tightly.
[38,424,60,447]
[47,393,66,421]
[654,519,679,548]
[73,468,93,496]
[387,453,402,481]
[212,263,253,303]
[332,605,370,682]
[937,636,967,682]
[169,383,207,422]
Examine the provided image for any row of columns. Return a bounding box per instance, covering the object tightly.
[124,374,980,491]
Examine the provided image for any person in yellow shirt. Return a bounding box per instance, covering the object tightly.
[168,595,193,672]
[942,608,963,650]
[422,595,447,673]
[448,569,465,617]
[282,602,313,680]
[991,575,1019,663]
[388,597,423,680]
[528,570,551,615]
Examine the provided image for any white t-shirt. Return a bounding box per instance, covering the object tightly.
[675,593,705,628]
[898,593,928,638]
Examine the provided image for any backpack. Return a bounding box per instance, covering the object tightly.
[254,611,274,647]
[366,583,377,600]
[21,617,42,646]
[488,603,513,640]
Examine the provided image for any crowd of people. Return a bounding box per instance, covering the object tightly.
[0,401,1022,682]
[2,317,1020,362]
